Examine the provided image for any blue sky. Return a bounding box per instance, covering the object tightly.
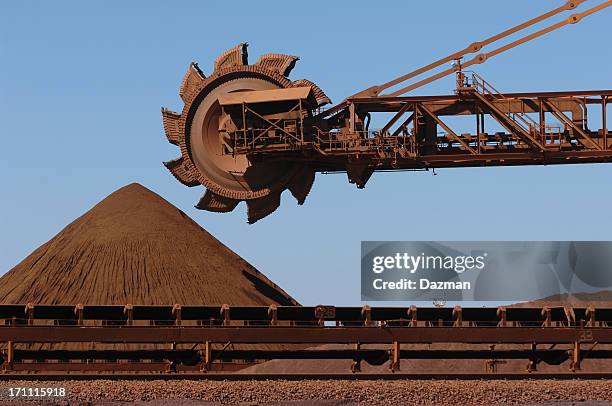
[1,1,611,306]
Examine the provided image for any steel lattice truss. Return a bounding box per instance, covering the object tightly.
[162,1,612,222]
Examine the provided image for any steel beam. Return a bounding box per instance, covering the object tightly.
[418,104,476,154]
[0,326,609,344]
[543,99,601,150]
[470,91,545,151]
[8,349,612,364]
[603,96,608,148]
[379,103,411,135]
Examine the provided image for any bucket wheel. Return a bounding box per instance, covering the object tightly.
[162,43,330,223]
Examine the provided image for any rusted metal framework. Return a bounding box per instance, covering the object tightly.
[162,0,612,222]
[2,304,612,374]
[236,84,612,187]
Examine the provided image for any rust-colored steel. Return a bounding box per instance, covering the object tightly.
[1,303,607,325]
[1,325,609,344]
[161,43,329,224]
[162,1,612,222]
[1,304,611,373]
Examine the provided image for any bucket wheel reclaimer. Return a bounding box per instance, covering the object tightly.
[162,2,612,224]
[162,43,330,223]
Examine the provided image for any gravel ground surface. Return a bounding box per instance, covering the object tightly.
[2,380,612,405]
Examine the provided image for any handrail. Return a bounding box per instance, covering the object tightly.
[470,72,540,134]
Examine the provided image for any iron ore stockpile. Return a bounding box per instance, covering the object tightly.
[0,183,297,307]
